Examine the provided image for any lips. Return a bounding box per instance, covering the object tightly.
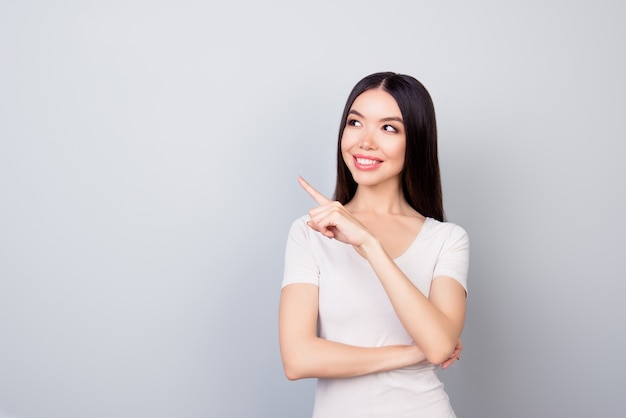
[353,154,382,170]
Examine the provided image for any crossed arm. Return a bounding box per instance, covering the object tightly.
[278,177,466,380]
[279,283,435,380]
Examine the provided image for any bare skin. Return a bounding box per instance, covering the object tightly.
[279,177,464,380]
[279,89,465,380]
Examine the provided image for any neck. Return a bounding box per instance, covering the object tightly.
[347,181,412,215]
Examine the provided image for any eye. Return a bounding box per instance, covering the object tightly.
[347,119,362,127]
[383,124,398,133]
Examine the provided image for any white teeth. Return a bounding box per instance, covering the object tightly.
[356,158,379,165]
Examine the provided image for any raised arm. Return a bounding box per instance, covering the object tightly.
[361,240,467,365]
[298,176,468,366]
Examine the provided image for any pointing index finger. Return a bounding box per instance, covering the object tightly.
[298,176,332,205]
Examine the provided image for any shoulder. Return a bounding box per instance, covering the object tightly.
[283,215,329,288]
[422,218,469,244]
[287,215,313,238]
[290,214,311,227]
[427,219,470,288]
[286,215,327,249]
[285,214,344,258]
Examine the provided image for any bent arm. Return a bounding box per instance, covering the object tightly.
[293,177,468,368]
[278,283,426,380]
[361,237,467,365]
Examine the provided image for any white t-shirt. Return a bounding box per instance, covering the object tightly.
[282,215,470,418]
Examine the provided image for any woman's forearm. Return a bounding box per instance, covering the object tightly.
[281,337,426,380]
[359,237,465,365]
[279,283,427,380]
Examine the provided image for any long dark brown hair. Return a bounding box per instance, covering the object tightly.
[333,72,445,222]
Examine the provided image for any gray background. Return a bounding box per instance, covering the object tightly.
[1,1,624,417]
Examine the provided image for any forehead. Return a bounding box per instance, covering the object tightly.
[350,89,401,117]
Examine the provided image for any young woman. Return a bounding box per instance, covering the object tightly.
[279,72,469,417]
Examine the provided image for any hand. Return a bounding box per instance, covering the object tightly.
[441,339,463,369]
[298,176,373,250]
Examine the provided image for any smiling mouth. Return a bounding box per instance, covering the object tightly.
[355,157,380,165]
[353,155,383,170]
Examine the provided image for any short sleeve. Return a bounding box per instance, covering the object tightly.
[282,217,320,288]
[433,224,470,292]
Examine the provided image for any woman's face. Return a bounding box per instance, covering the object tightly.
[341,88,406,189]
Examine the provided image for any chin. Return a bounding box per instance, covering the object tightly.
[350,172,401,188]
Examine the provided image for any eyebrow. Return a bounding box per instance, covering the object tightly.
[348,109,403,124]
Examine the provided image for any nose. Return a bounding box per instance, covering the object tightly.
[358,128,376,150]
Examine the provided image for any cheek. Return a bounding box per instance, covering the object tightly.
[340,132,352,152]
[340,133,356,159]
[383,140,406,161]
[395,143,406,157]
[341,147,352,167]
